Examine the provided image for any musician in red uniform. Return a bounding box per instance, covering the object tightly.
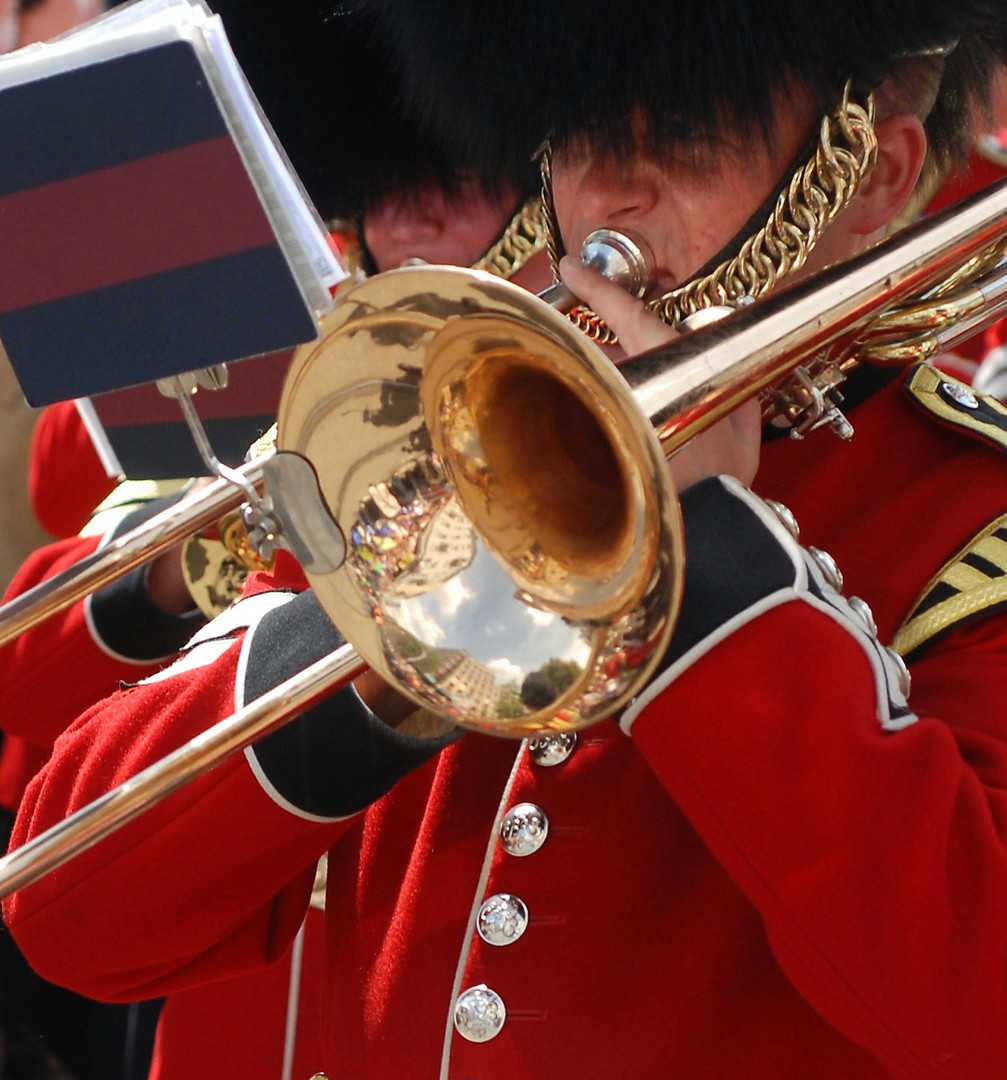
[0,6,548,1077]
[8,1,1007,1077]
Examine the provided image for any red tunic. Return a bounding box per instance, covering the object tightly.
[0,532,143,752]
[7,366,1007,1078]
[0,507,317,1080]
[28,401,115,540]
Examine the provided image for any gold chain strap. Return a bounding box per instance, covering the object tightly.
[471,196,549,280]
[547,84,879,344]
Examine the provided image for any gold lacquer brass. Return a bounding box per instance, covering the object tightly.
[277,266,683,738]
[181,510,276,618]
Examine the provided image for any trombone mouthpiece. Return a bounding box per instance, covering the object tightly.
[537,227,656,311]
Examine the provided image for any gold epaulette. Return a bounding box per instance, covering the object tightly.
[904,363,1007,454]
[79,477,189,538]
[890,510,1007,661]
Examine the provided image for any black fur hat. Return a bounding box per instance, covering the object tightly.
[361,0,1007,182]
[207,1,532,222]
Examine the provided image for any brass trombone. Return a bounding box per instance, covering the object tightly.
[2,176,1007,897]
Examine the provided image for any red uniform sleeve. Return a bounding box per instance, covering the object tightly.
[0,534,125,746]
[28,402,116,539]
[2,589,451,1002]
[621,484,1007,1078]
[2,616,343,1000]
[0,504,204,748]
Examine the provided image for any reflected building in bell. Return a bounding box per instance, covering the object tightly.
[387,499,477,597]
[435,648,499,719]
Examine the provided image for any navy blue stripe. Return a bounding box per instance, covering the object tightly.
[107,414,276,479]
[91,496,206,660]
[912,581,959,617]
[0,41,229,196]
[962,551,1006,578]
[651,478,798,678]
[0,246,316,406]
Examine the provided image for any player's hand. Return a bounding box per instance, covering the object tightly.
[559,255,761,490]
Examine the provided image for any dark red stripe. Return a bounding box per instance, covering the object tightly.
[0,136,278,313]
[91,350,293,424]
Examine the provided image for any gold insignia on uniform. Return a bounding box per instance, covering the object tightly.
[891,510,1007,661]
[904,363,1007,453]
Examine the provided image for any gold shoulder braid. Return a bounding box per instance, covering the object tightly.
[541,83,879,345]
[890,366,1007,660]
[471,196,549,280]
[891,510,1007,661]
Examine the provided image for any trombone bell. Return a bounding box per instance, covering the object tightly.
[277,266,683,738]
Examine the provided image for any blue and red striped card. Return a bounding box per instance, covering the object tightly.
[78,346,293,480]
[0,18,339,406]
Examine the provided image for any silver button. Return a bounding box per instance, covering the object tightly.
[886,648,912,698]
[809,546,844,592]
[764,499,800,541]
[477,893,530,946]
[943,381,979,409]
[500,802,549,856]
[454,984,506,1042]
[847,596,877,637]
[528,732,577,766]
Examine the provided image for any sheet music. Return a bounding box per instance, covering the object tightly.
[0,0,346,306]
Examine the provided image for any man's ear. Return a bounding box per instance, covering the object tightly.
[844,112,928,236]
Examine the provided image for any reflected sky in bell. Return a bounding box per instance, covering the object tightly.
[383,540,591,685]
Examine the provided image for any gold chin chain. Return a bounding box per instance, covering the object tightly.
[471,195,549,280]
[542,83,879,345]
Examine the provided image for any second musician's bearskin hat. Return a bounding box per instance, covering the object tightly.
[361,0,1007,182]
[206,1,532,223]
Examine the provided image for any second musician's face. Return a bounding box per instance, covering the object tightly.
[548,95,830,299]
[364,180,519,273]
[9,0,101,49]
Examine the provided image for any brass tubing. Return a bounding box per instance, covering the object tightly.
[0,459,266,650]
[0,641,365,898]
[620,176,1007,454]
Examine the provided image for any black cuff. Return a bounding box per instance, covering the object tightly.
[657,476,801,671]
[88,494,205,661]
[246,590,460,818]
[89,565,205,661]
[626,476,915,734]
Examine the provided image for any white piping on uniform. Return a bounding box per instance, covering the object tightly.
[438,741,527,1079]
[281,916,308,1080]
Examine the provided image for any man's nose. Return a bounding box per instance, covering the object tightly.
[385,209,443,243]
[573,157,661,226]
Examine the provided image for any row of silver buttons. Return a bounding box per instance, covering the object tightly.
[453,733,577,1044]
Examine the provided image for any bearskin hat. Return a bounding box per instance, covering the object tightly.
[206,1,534,222]
[358,0,1007,183]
